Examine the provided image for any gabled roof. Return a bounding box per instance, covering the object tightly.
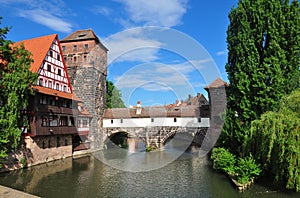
[14,34,57,73]
[205,78,228,90]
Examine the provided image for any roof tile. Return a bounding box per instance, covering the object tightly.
[14,34,57,73]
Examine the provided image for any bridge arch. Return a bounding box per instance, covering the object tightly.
[104,130,147,149]
[160,130,194,148]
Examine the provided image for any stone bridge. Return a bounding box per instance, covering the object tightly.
[104,126,208,149]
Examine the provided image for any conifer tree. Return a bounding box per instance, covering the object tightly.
[220,0,300,155]
[0,17,37,162]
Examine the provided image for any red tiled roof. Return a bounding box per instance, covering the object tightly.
[78,103,92,117]
[103,106,200,119]
[13,34,57,73]
[33,86,82,102]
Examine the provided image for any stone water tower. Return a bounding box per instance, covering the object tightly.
[61,29,108,150]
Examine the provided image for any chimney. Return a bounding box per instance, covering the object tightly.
[136,101,142,114]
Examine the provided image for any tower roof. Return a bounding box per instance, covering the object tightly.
[61,29,99,42]
[14,34,57,73]
[204,78,228,90]
[61,29,108,51]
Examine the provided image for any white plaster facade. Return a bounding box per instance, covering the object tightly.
[103,117,210,128]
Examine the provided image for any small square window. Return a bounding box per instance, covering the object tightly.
[39,78,43,86]
[62,46,66,51]
[48,81,52,89]
[47,64,51,71]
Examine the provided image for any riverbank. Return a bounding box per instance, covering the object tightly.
[0,185,40,198]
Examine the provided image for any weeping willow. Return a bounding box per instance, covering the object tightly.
[248,89,300,191]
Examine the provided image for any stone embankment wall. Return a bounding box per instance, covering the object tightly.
[1,135,72,172]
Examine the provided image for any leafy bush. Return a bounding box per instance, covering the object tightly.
[235,154,261,184]
[20,158,27,168]
[145,146,152,152]
[211,147,236,174]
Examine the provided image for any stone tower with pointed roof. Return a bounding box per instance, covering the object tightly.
[202,78,228,153]
[204,77,228,121]
[61,29,108,150]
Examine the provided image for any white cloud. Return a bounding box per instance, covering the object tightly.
[104,29,163,63]
[92,6,112,16]
[114,60,207,91]
[2,0,73,33]
[19,9,72,33]
[216,50,227,56]
[115,0,188,27]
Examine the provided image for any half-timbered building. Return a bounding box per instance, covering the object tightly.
[13,34,90,166]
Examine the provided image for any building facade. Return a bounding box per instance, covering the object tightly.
[60,29,108,151]
[9,34,90,167]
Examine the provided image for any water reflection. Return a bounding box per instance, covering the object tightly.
[0,148,299,198]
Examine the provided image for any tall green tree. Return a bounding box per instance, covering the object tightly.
[220,0,300,155]
[106,80,126,108]
[248,89,300,191]
[0,17,37,162]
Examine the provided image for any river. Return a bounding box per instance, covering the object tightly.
[0,140,299,197]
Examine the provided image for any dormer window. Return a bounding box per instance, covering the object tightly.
[78,34,86,38]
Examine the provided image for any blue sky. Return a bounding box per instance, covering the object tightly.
[0,0,238,107]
